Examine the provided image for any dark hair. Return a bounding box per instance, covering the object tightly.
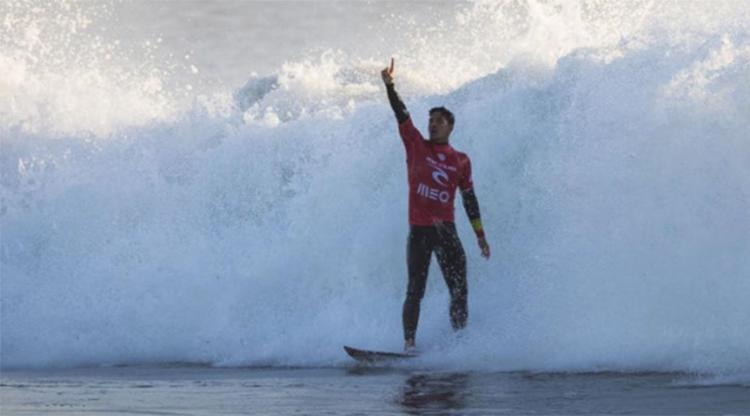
[429,106,455,126]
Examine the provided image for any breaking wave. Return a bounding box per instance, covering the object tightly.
[1,0,749,379]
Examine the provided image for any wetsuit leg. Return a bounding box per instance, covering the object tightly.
[403,226,435,342]
[434,222,468,331]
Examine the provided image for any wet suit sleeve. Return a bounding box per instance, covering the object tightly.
[459,156,485,238]
[462,189,481,220]
[386,83,422,149]
[386,83,409,124]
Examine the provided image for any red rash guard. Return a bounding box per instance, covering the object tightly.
[399,117,473,226]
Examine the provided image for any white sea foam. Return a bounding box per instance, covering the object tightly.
[1,1,749,376]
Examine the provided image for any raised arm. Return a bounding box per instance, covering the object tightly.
[382,58,409,123]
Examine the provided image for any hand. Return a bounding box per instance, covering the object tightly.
[478,236,490,259]
[381,57,395,85]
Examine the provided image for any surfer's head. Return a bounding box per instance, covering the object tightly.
[428,107,454,143]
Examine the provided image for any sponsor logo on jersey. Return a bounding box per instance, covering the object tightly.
[431,166,449,187]
[425,155,455,188]
[425,156,457,172]
[417,182,450,203]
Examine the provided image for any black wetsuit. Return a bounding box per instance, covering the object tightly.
[386,83,482,343]
[404,222,467,341]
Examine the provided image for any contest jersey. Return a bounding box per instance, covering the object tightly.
[398,117,473,226]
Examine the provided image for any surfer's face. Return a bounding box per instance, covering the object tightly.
[428,113,453,143]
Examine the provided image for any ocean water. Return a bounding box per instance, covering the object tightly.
[1,0,750,412]
[2,366,749,415]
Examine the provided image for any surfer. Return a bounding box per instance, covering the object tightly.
[381,58,491,352]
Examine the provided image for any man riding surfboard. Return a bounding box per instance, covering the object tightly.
[381,58,491,352]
